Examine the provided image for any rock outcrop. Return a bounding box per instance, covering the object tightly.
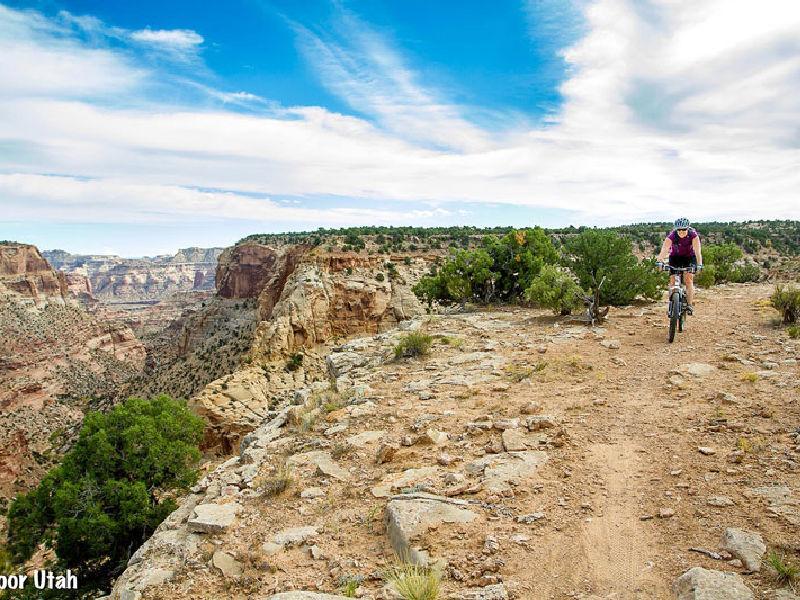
[0,245,145,499]
[43,247,223,302]
[215,243,309,309]
[0,243,70,305]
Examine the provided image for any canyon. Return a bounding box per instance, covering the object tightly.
[0,244,145,501]
[43,247,223,303]
[2,233,798,599]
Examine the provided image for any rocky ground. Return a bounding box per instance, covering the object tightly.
[109,282,799,600]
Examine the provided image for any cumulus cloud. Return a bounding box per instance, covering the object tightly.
[0,0,799,234]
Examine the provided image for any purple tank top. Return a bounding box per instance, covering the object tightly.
[668,228,698,257]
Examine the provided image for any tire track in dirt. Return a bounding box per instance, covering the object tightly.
[581,442,670,599]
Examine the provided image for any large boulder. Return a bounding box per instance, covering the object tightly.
[673,567,753,600]
[187,503,240,534]
[385,493,477,567]
[720,528,766,572]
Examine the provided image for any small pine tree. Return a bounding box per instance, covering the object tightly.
[6,395,204,594]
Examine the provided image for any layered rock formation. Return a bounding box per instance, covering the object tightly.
[43,247,223,302]
[0,246,145,499]
[181,244,428,451]
[0,243,70,305]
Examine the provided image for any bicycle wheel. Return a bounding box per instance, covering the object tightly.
[668,292,680,343]
[679,309,685,332]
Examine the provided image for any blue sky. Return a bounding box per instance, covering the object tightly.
[1,0,799,256]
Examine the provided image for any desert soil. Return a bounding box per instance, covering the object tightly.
[144,282,799,599]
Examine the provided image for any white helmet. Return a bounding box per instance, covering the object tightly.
[674,217,690,229]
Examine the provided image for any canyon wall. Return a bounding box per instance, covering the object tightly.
[0,245,145,499]
[43,247,223,302]
[0,244,70,305]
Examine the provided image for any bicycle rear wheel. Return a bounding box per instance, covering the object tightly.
[668,292,680,343]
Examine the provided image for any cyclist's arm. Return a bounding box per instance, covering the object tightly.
[692,236,702,264]
[656,237,672,262]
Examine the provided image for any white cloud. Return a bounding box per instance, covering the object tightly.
[0,173,453,225]
[0,0,799,232]
[130,28,203,48]
[129,27,204,62]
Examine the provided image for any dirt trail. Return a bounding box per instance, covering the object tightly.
[135,283,799,600]
[582,442,668,599]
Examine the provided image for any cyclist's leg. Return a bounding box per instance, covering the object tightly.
[685,256,697,310]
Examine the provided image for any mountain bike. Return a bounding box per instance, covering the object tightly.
[657,263,697,343]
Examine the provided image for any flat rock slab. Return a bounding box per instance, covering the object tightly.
[273,525,318,546]
[287,451,349,481]
[187,503,240,534]
[385,493,477,566]
[744,486,800,526]
[212,550,242,579]
[449,584,509,599]
[720,528,766,572]
[345,430,386,447]
[674,567,753,600]
[466,451,548,493]
[371,466,439,498]
[264,593,354,600]
[677,363,717,377]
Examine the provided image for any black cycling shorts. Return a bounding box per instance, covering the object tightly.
[668,255,697,269]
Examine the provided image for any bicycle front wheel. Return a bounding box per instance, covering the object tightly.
[669,292,680,343]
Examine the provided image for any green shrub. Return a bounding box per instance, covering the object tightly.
[6,395,203,593]
[766,551,798,588]
[787,325,800,339]
[564,230,664,305]
[702,244,742,282]
[524,265,585,315]
[285,353,304,372]
[411,228,558,306]
[412,248,494,307]
[376,272,385,282]
[732,261,761,283]
[385,562,441,600]
[771,285,800,323]
[695,265,717,288]
[701,243,760,283]
[394,333,433,360]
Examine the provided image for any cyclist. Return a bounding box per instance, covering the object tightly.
[655,218,703,314]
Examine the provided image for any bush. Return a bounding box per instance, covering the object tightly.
[787,325,800,339]
[412,248,494,307]
[285,353,303,371]
[771,285,800,323]
[385,562,441,600]
[732,261,761,282]
[564,230,664,305]
[376,272,385,282]
[411,228,558,306]
[394,333,433,360]
[695,265,717,288]
[6,395,203,593]
[524,265,585,315]
[703,244,742,282]
[482,228,559,300]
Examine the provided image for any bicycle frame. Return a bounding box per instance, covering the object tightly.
[662,264,695,341]
[668,270,686,316]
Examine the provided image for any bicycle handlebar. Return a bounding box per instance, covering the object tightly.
[656,262,698,273]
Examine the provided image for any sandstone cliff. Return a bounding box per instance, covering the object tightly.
[0,246,146,500]
[43,247,223,302]
[0,244,70,305]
